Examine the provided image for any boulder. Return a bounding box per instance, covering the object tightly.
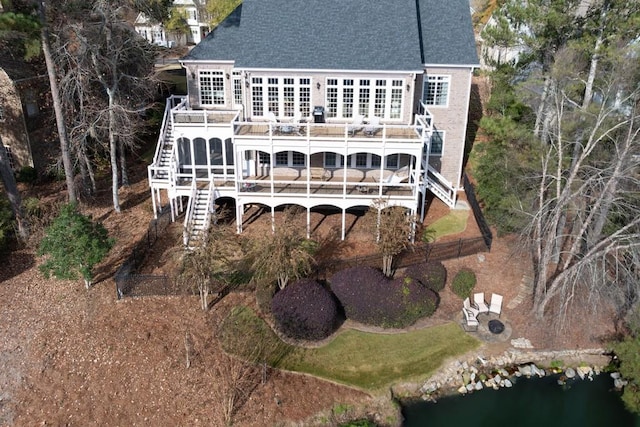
[565,368,576,379]
[504,378,513,388]
[458,385,468,394]
[475,381,483,391]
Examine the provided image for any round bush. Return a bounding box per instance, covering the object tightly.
[330,266,387,325]
[386,276,439,327]
[271,278,340,341]
[451,268,477,298]
[330,267,438,328]
[404,261,447,292]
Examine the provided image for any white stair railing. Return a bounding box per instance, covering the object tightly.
[182,181,198,247]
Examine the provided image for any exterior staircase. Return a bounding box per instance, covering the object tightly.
[183,182,215,249]
[155,121,174,180]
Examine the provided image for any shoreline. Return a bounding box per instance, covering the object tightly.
[392,346,615,401]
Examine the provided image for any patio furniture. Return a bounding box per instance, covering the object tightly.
[462,307,479,331]
[474,292,489,314]
[489,293,503,317]
[347,114,364,135]
[463,297,480,317]
[363,116,380,136]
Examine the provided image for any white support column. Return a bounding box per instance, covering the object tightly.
[151,188,158,219]
[271,206,275,233]
[306,207,310,239]
[236,202,243,234]
[341,208,346,241]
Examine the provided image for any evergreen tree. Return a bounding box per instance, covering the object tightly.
[38,203,114,288]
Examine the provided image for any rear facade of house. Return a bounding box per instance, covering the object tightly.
[147,0,479,246]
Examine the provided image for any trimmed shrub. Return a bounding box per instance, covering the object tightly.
[451,268,477,298]
[387,276,438,327]
[330,266,438,328]
[404,261,447,292]
[271,278,340,341]
[330,266,387,325]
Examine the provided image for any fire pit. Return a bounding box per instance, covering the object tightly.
[488,319,505,334]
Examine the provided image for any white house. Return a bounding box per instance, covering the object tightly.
[135,0,209,47]
[147,0,479,246]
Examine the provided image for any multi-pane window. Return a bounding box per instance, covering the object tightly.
[275,152,288,166]
[199,70,225,106]
[390,80,403,119]
[251,77,264,116]
[233,71,243,106]
[3,145,15,169]
[267,78,279,116]
[250,77,312,118]
[283,78,296,117]
[359,80,370,117]
[275,151,306,167]
[374,80,386,117]
[423,75,450,106]
[326,78,403,120]
[299,79,311,117]
[292,152,305,166]
[326,79,338,118]
[258,151,271,164]
[324,153,344,168]
[343,153,399,169]
[430,130,444,155]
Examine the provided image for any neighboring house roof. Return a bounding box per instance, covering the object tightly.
[184,0,478,70]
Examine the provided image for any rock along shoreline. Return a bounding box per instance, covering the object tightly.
[394,339,626,403]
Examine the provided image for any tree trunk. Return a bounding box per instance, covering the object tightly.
[39,1,77,203]
[0,136,28,240]
[118,138,129,187]
[107,90,121,213]
[533,76,551,139]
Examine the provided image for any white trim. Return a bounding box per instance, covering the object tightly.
[232,67,423,75]
[423,63,479,68]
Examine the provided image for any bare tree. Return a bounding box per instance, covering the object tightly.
[526,48,640,322]
[39,0,77,203]
[50,0,158,212]
[247,206,317,290]
[364,199,416,277]
[177,223,243,310]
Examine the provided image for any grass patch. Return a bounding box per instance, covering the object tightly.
[282,323,479,390]
[220,306,480,392]
[423,210,469,242]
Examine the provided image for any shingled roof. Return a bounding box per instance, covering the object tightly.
[184,0,478,70]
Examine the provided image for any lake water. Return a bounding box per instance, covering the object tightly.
[402,374,640,427]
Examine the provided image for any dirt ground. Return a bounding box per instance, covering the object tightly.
[0,160,618,426]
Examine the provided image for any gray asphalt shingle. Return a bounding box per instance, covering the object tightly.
[185,0,478,70]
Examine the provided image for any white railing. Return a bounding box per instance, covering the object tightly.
[425,165,456,207]
[200,180,216,241]
[182,181,198,247]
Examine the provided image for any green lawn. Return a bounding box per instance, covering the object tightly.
[423,210,469,242]
[221,306,480,392]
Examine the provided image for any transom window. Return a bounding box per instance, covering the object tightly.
[326,78,404,120]
[422,75,450,107]
[251,77,311,118]
[199,70,225,106]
